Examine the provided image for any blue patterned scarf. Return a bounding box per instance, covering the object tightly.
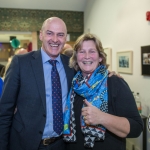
[63,65,108,148]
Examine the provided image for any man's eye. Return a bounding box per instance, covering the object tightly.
[58,34,64,37]
[47,32,52,35]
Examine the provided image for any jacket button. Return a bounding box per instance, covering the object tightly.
[39,131,43,134]
[43,114,46,117]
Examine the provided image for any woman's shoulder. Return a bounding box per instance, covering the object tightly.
[108,75,124,84]
[107,75,129,90]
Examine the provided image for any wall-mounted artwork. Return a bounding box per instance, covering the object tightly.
[104,48,112,71]
[116,51,133,74]
[141,45,150,75]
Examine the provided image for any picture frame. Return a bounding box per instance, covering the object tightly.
[141,45,150,76]
[104,48,112,71]
[116,51,133,74]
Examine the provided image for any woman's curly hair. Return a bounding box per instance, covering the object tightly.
[69,33,108,71]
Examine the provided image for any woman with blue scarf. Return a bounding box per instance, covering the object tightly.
[63,33,143,150]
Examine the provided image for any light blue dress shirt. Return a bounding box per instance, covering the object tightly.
[41,49,68,138]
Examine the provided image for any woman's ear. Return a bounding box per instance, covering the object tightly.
[99,57,102,62]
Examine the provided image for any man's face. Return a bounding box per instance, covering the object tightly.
[39,18,67,59]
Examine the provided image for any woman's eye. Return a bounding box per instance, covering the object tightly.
[91,51,95,53]
[79,51,84,53]
[90,50,97,53]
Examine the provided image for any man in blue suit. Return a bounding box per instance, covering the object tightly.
[0,17,75,150]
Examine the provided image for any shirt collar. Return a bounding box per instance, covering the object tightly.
[41,48,61,64]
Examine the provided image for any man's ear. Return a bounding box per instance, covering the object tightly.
[39,30,42,41]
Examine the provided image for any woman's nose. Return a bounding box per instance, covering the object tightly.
[84,52,90,58]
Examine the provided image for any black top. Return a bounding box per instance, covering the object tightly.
[65,76,143,150]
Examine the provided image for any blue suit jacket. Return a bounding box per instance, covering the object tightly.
[0,50,75,150]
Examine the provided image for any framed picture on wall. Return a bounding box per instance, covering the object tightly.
[141,45,150,75]
[104,48,112,71]
[116,51,133,74]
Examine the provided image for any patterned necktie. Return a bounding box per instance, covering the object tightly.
[49,60,63,135]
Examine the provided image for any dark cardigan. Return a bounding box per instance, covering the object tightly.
[65,76,143,150]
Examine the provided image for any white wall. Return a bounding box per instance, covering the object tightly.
[84,0,150,149]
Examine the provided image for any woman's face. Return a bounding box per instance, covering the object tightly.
[77,40,102,77]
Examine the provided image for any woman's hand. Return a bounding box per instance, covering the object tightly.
[81,99,130,137]
[81,99,103,125]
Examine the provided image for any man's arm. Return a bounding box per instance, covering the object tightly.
[108,70,123,78]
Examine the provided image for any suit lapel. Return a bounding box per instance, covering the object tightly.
[30,53,74,112]
[31,50,46,111]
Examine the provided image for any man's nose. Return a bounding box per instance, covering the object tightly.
[52,35,58,42]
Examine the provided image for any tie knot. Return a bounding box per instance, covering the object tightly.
[49,60,57,67]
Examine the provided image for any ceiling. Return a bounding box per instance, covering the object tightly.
[0,0,88,43]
